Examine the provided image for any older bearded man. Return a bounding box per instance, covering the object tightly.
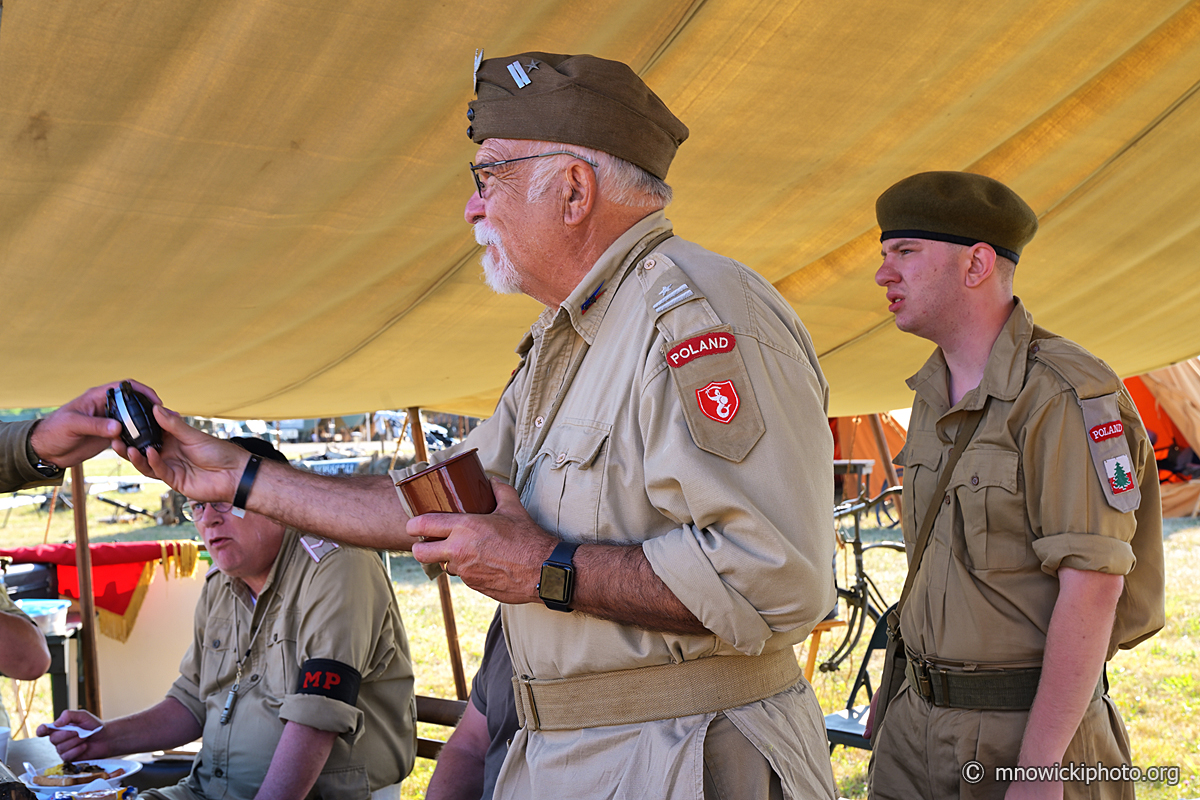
[119,52,837,800]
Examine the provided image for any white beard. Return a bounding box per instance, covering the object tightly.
[474,222,523,295]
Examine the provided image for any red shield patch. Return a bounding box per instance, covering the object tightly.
[696,381,739,424]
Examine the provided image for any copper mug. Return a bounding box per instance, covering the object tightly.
[395,448,496,515]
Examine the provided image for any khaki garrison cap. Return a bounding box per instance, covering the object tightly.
[876,171,1039,264]
[468,52,689,180]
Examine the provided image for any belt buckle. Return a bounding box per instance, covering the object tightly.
[907,656,934,700]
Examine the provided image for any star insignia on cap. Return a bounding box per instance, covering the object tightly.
[524,59,541,72]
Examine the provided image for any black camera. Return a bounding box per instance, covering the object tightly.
[106,381,163,454]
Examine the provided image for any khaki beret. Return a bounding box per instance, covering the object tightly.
[876,171,1038,264]
[468,52,688,180]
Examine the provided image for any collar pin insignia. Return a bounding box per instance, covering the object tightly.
[581,281,606,313]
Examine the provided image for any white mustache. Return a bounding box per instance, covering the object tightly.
[474,222,501,247]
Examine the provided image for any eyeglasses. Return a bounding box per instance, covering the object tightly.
[469,151,598,198]
[184,500,233,521]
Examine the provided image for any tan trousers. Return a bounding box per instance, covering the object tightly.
[868,684,1134,800]
[703,712,784,800]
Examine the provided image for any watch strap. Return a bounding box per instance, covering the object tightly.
[25,420,63,478]
[231,454,262,519]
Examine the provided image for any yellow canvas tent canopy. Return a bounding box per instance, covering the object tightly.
[2,0,1200,419]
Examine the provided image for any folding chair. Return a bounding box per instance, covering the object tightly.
[824,603,896,751]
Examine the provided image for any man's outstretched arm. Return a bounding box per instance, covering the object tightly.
[123,406,419,551]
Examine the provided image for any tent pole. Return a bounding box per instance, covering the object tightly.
[69,464,102,715]
[407,407,468,700]
[868,413,903,515]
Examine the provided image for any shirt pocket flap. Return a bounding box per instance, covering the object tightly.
[536,422,610,470]
[952,449,1018,493]
[895,437,942,471]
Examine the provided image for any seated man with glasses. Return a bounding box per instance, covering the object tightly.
[39,437,416,800]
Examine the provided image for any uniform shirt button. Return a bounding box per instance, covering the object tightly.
[944,494,951,505]
[250,674,259,682]
[555,453,567,465]
[535,416,545,428]
[1030,343,1040,354]
[212,639,220,647]
[214,768,224,778]
[971,475,979,486]
[644,258,656,269]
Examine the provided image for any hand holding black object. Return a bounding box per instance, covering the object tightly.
[106,380,163,454]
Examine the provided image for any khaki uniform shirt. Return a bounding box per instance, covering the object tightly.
[399,211,836,799]
[164,529,416,799]
[0,419,63,493]
[869,300,1164,800]
[893,299,1163,666]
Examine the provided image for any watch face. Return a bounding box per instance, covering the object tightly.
[538,564,570,603]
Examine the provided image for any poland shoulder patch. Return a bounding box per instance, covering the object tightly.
[1079,393,1141,513]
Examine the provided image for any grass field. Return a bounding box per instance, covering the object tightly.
[2,454,1197,797]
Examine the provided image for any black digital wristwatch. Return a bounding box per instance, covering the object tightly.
[537,541,580,612]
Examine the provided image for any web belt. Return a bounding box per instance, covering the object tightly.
[904,653,1105,710]
[512,647,801,731]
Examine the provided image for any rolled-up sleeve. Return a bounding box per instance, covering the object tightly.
[277,553,393,739]
[1023,390,1139,577]
[642,328,835,655]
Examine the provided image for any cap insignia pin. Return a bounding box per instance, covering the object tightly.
[473,49,484,92]
[524,59,542,71]
[507,60,532,88]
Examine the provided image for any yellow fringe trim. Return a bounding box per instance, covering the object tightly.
[96,540,202,643]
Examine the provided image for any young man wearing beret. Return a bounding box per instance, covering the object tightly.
[868,171,1164,800]
[121,53,838,799]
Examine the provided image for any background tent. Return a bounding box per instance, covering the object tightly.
[1127,357,1200,517]
[831,414,908,500]
[3,1,1200,419]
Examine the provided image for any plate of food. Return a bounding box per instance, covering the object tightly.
[19,759,142,797]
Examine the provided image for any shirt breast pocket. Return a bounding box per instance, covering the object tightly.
[264,612,298,703]
[198,617,235,700]
[952,449,1026,570]
[895,437,942,549]
[528,419,610,542]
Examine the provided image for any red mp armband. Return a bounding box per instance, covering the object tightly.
[296,659,362,706]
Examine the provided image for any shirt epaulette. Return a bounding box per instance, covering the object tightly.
[1028,329,1121,400]
[299,534,340,563]
[636,250,765,463]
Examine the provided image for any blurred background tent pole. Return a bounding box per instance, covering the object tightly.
[69,464,103,715]
[868,414,902,515]
[407,406,468,700]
